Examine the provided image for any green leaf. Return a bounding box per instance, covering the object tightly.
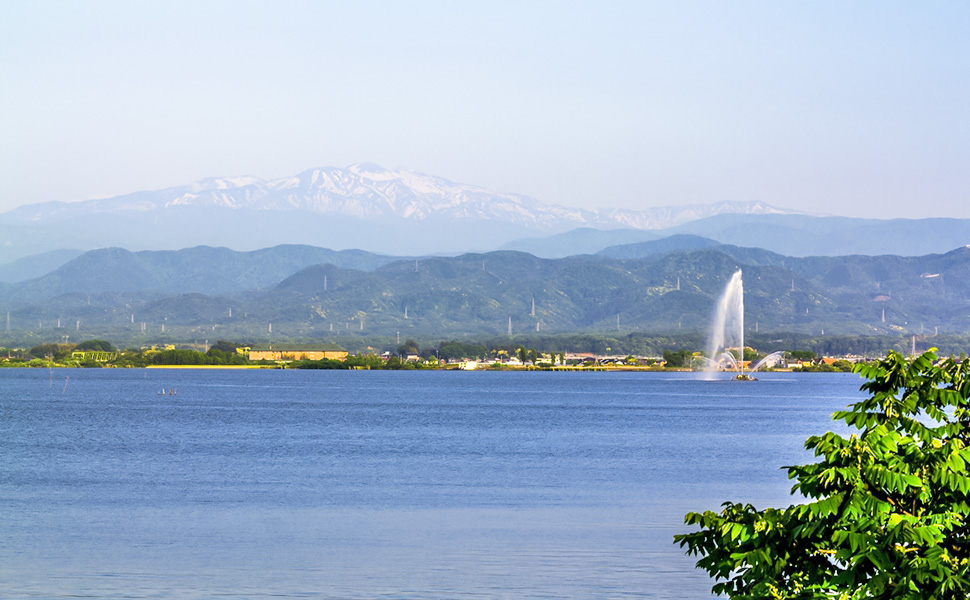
[678,349,970,599]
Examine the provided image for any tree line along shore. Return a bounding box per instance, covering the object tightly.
[0,338,909,372]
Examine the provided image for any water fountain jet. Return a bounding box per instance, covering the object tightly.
[749,351,785,373]
[703,271,787,379]
[704,271,749,379]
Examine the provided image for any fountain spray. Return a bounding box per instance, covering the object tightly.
[706,270,745,376]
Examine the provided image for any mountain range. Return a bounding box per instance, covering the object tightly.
[1,164,968,350]
[2,240,969,349]
[500,216,970,258]
[3,163,784,230]
[0,163,791,262]
[2,163,967,265]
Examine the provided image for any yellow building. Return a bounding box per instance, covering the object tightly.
[70,351,118,362]
[248,343,348,362]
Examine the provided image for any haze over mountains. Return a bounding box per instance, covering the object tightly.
[1,164,968,349]
[2,164,967,265]
[2,240,969,350]
[0,163,783,261]
[503,216,970,259]
[3,162,784,229]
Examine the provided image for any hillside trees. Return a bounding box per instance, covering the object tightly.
[28,343,74,360]
[209,339,243,354]
[75,339,116,352]
[662,349,693,368]
[396,338,420,357]
[436,340,487,361]
[675,350,970,599]
[787,350,817,361]
[151,348,247,365]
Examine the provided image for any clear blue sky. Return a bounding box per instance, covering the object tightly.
[2,1,968,219]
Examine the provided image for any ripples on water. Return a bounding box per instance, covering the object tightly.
[0,369,864,599]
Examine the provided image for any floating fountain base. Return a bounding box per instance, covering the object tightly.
[734,373,758,381]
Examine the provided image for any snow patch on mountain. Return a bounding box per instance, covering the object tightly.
[1,164,792,231]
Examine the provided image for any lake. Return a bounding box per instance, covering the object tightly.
[0,368,866,599]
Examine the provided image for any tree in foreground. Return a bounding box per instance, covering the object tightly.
[675,350,970,599]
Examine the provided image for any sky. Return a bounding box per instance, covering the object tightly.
[1,1,968,219]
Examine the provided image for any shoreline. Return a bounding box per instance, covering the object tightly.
[144,364,272,369]
[2,363,801,373]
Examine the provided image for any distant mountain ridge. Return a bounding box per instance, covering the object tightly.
[0,245,396,300]
[4,242,970,346]
[2,163,786,229]
[3,163,966,261]
[502,215,970,258]
[0,164,789,261]
[0,249,85,283]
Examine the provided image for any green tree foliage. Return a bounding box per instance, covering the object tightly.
[397,338,420,356]
[385,355,406,369]
[436,340,487,361]
[75,339,116,352]
[112,350,151,368]
[831,359,854,372]
[209,340,242,354]
[151,348,246,365]
[205,347,248,365]
[675,350,970,599]
[152,349,207,365]
[346,354,393,369]
[293,357,353,369]
[294,353,417,370]
[663,349,692,368]
[29,343,74,360]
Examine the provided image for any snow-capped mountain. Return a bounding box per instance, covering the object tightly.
[0,164,791,259]
[4,163,785,229]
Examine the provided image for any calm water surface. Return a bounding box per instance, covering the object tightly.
[0,369,865,599]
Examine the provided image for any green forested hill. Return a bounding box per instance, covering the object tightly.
[0,244,397,302]
[504,216,970,258]
[2,243,970,343]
